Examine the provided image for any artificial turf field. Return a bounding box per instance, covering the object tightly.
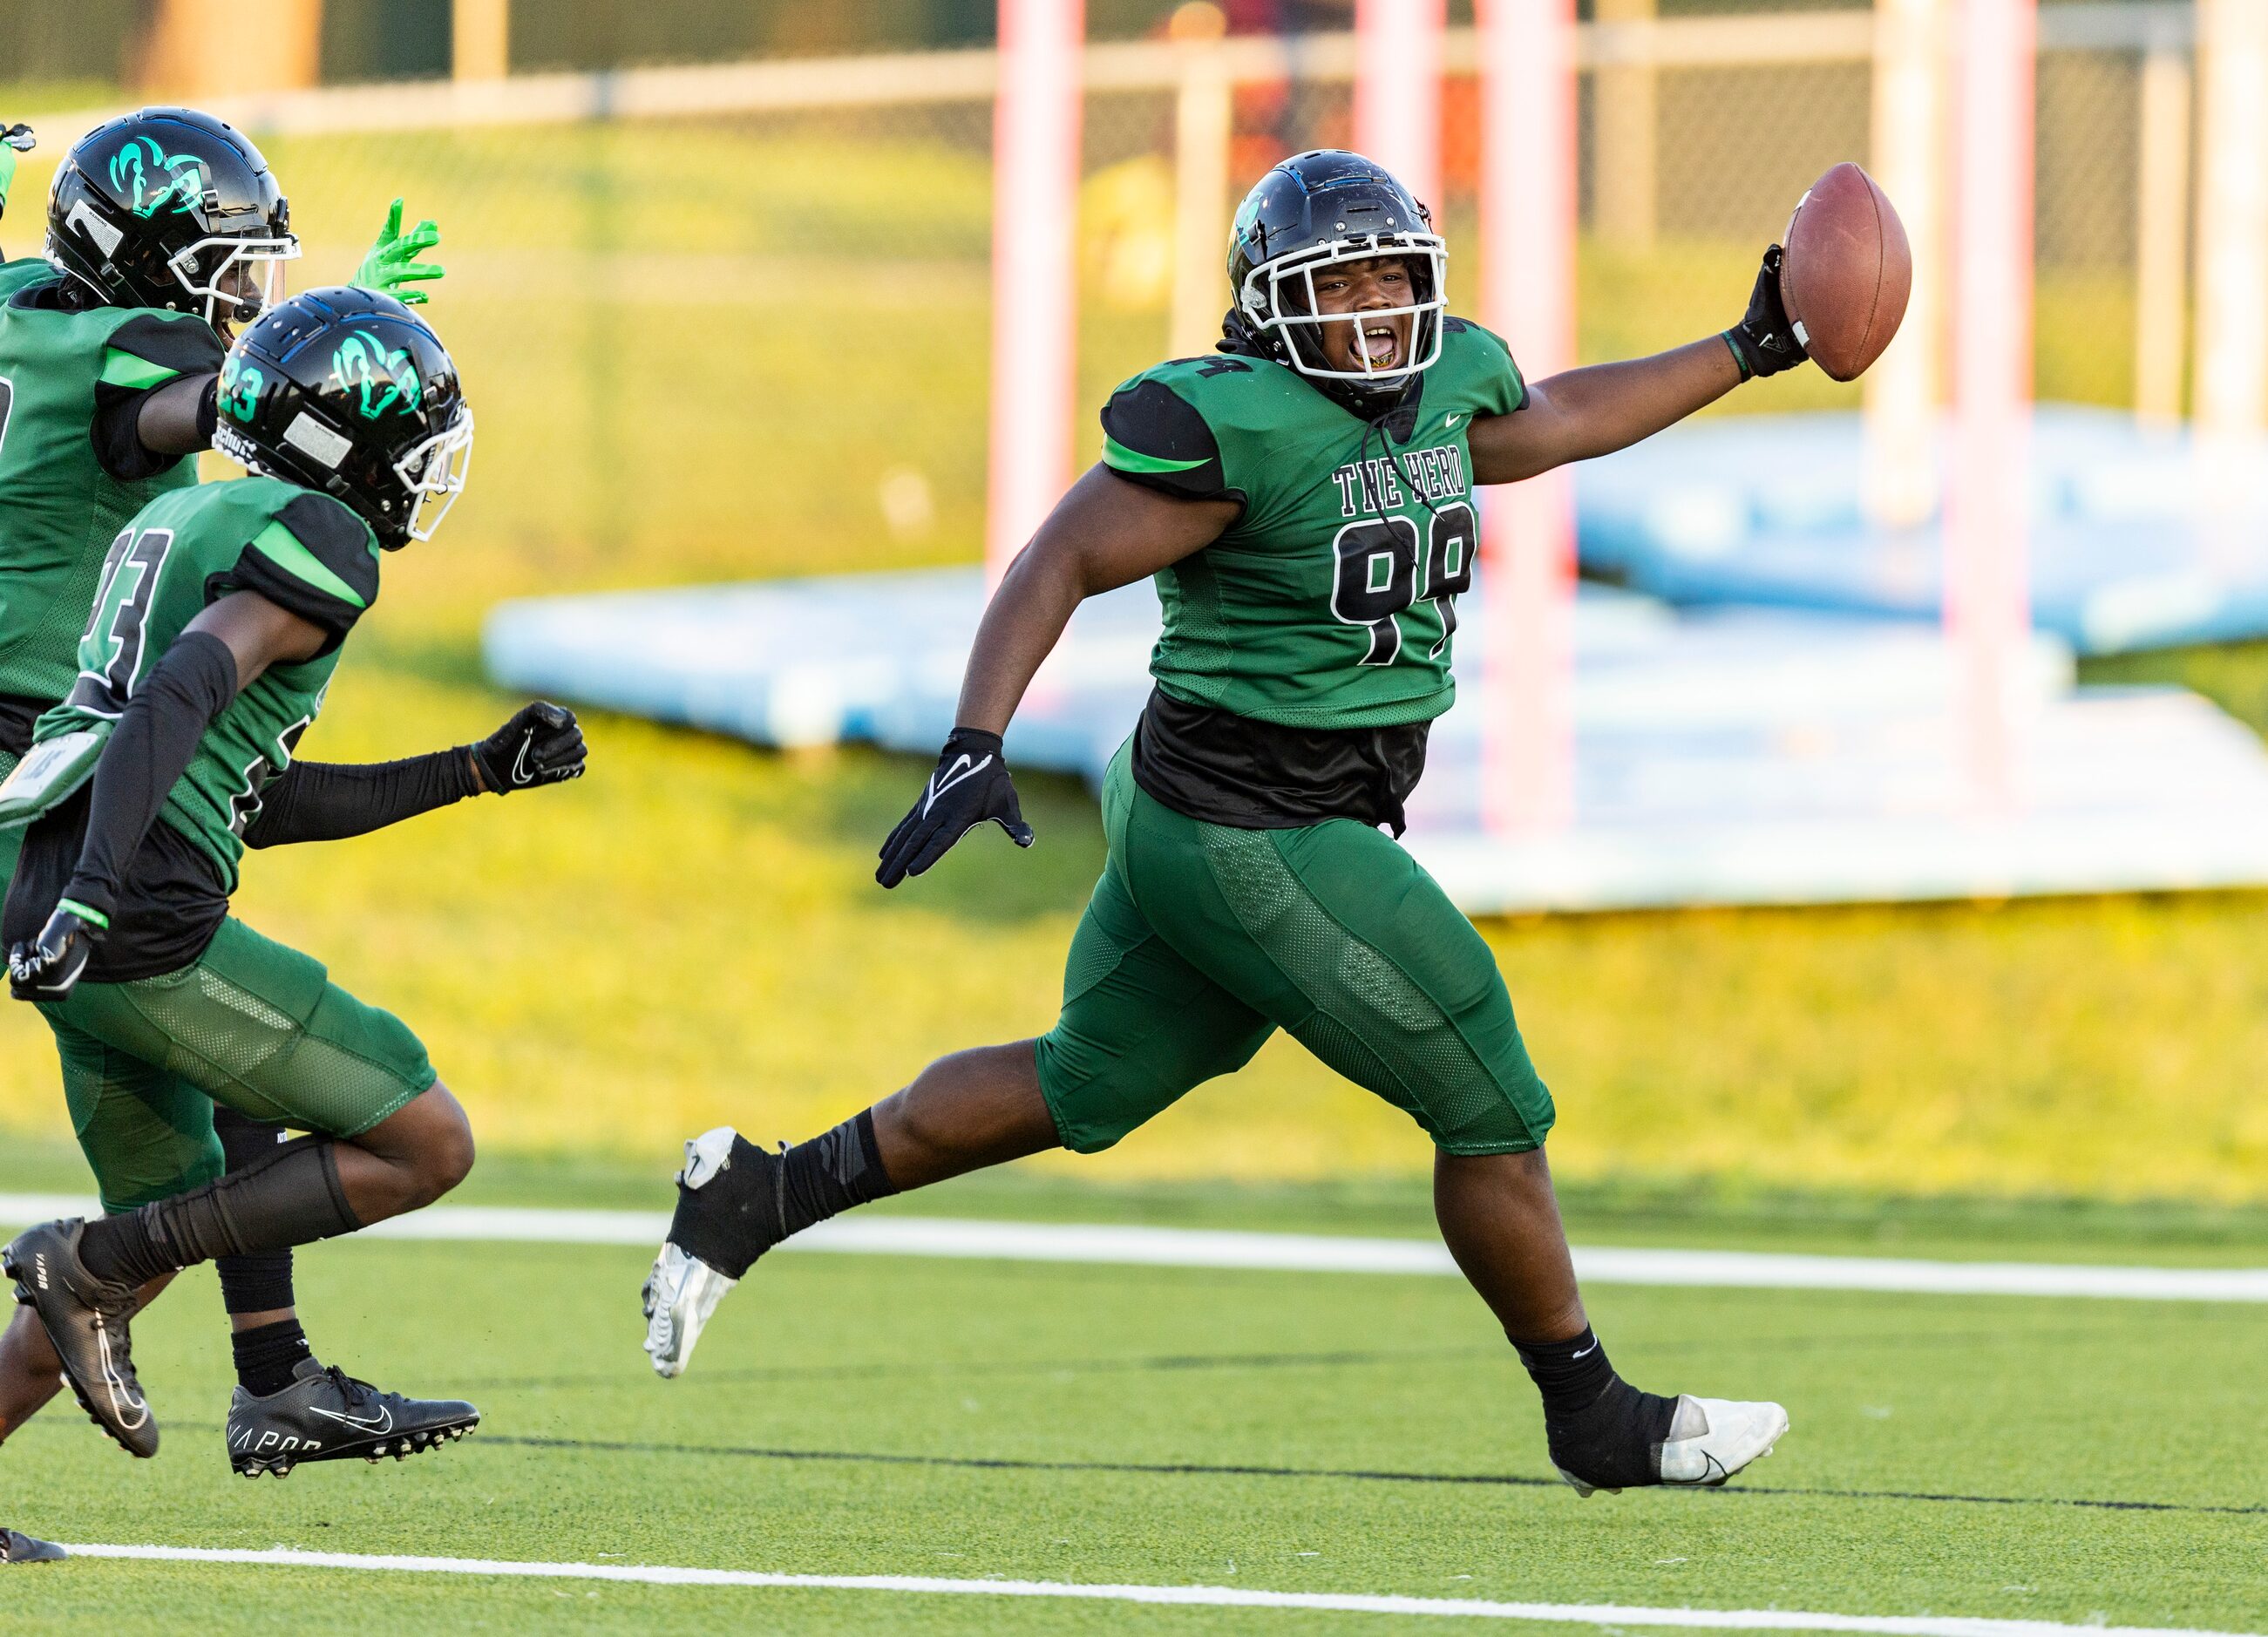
[1,1163,2262,1634]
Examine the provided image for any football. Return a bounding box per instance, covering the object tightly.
[1780,162,1912,382]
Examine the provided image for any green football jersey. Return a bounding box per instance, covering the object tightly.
[1099,317,1524,731]
[33,473,382,889]
[0,259,224,709]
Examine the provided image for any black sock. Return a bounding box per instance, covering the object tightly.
[78,1135,361,1290]
[671,1111,899,1279]
[232,1318,313,1397]
[213,1108,299,1316]
[1513,1326,1677,1490]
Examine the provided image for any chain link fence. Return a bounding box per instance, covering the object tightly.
[0,11,2192,630]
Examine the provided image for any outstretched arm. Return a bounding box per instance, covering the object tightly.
[1467,246,1807,486]
[874,466,1237,887]
[1467,339,1742,486]
[243,703,586,848]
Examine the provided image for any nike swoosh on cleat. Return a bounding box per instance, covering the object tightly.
[310,1403,394,1434]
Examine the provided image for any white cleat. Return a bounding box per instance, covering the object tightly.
[1557,1395,1789,1498]
[641,1128,746,1379]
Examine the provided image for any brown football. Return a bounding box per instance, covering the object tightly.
[1780,162,1912,382]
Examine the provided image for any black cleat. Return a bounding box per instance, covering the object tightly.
[3,1219,154,1457]
[642,1127,771,1378]
[227,1359,479,1477]
[2,1530,65,1564]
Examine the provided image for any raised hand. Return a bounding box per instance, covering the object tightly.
[356,199,446,306]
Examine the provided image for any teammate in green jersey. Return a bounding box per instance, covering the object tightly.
[0,287,586,1472]
[0,112,455,1498]
[648,149,1847,1496]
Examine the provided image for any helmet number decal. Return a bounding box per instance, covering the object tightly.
[70,526,176,717]
[1330,516,1421,667]
[219,357,263,425]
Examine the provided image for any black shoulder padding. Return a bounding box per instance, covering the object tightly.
[215,493,380,643]
[107,312,227,377]
[89,385,183,483]
[1101,377,1232,502]
[275,492,382,610]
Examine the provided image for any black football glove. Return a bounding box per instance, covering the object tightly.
[10,902,104,1002]
[469,702,587,794]
[876,727,1035,888]
[1722,245,1809,379]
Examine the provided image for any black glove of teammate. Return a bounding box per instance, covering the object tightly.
[469,702,587,794]
[875,727,1035,888]
[1721,245,1809,379]
[9,903,103,1002]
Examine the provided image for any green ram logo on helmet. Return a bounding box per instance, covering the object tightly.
[107,137,207,219]
[329,329,422,421]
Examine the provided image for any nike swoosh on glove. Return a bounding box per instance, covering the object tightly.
[875,727,1035,888]
[470,702,587,793]
[1722,244,1809,379]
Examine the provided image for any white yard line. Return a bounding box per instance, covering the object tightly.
[3,1193,2264,1302]
[46,1545,2260,1635]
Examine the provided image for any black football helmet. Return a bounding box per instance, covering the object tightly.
[1226,149,1446,406]
[45,106,297,330]
[213,287,472,548]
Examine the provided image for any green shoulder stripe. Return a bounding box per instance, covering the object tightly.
[98,349,180,391]
[1103,434,1208,475]
[248,520,369,611]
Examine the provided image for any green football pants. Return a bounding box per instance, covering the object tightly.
[1034,741,1553,1157]
[36,917,436,1212]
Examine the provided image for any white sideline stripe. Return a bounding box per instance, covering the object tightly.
[3,1192,2265,1302]
[48,1545,2263,1637]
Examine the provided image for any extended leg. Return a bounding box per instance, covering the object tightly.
[6,1083,476,1461]
[3,918,484,1465]
[644,841,1273,1377]
[643,1043,1061,1376]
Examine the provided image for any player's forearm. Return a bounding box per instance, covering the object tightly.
[134,372,220,457]
[242,750,481,848]
[62,631,239,920]
[954,543,1086,736]
[1470,337,1741,485]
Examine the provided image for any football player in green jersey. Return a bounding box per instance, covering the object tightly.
[649,150,1831,1497]
[0,287,587,1472]
[0,112,454,1498]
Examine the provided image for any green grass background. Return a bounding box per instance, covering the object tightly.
[0,1206,2263,1633]
[0,108,2258,1206]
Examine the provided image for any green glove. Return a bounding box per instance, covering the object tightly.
[356,197,445,305]
[0,126,35,221]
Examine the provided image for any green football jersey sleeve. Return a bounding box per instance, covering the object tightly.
[33,474,379,890]
[1100,318,1524,731]
[0,261,221,710]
